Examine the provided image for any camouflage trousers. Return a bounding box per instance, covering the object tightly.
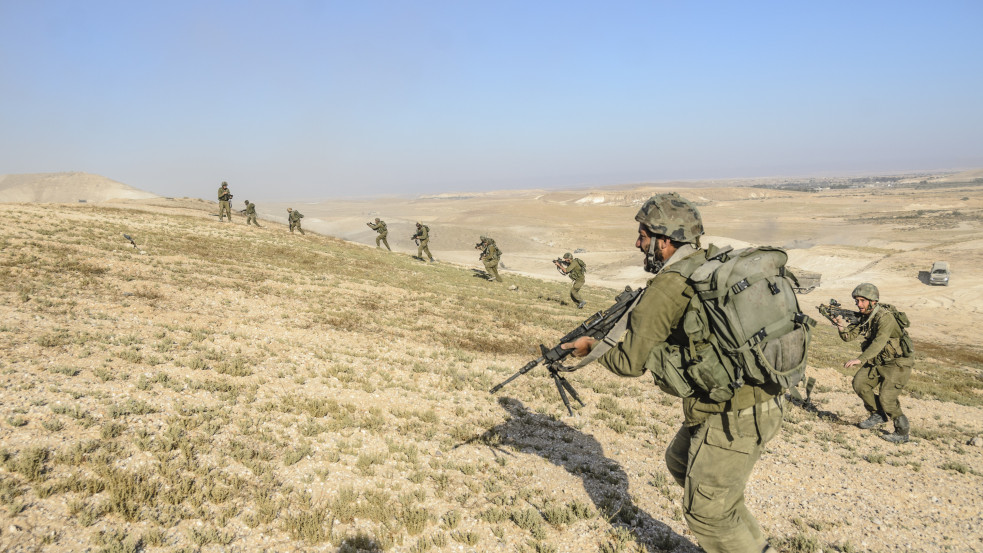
[417,240,432,260]
[246,214,261,226]
[666,397,784,553]
[375,234,390,250]
[483,259,502,282]
[218,201,232,221]
[569,278,584,303]
[853,358,913,420]
[290,222,305,235]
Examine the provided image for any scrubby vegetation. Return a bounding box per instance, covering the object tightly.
[0,201,980,552]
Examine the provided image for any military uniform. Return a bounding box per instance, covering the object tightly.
[479,237,502,282]
[598,245,783,553]
[840,305,913,430]
[368,219,390,250]
[217,182,232,222]
[556,253,586,308]
[244,201,261,227]
[568,192,782,553]
[288,209,305,235]
[412,223,434,262]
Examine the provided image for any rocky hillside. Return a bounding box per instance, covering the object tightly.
[0,201,980,553]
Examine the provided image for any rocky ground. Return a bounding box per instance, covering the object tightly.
[0,184,981,553]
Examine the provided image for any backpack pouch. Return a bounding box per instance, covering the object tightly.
[645,342,695,398]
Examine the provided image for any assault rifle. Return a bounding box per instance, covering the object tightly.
[552,257,568,276]
[490,286,643,415]
[816,299,862,326]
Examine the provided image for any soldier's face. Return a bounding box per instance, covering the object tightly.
[855,297,873,314]
[636,224,651,253]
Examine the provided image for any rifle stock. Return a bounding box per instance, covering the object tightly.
[490,286,642,414]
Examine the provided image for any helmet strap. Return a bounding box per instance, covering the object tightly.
[644,238,664,274]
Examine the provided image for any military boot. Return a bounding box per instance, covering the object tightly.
[858,412,887,429]
[881,415,910,443]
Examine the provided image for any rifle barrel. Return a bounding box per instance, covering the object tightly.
[489,357,543,394]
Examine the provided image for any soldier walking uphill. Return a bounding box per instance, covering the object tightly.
[476,236,503,282]
[217,182,233,222]
[367,218,390,251]
[244,200,261,227]
[287,208,305,235]
[411,222,434,262]
[833,283,914,444]
[562,193,785,553]
[554,252,586,308]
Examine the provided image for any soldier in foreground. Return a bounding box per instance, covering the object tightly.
[411,222,434,262]
[477,236,503,282]
[287,208,305,235]
[562,193,784,553]
[554,252,586,308]
[244,200,261,227]
[367,218,390,250]
[217,181,233,222]
[833,283,914,443]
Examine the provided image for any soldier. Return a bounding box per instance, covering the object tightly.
[217,181,233,222]
[287,208,305,235]
[477,236,503,282]
[411,222,434,262]
[834,283,914,443]
[554,252,586,308]
[562,193,784,553]
[244,200,261,227]
[367,218,390,251]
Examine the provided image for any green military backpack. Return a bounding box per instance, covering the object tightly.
[880,303,914,358]
[646,245,816,402]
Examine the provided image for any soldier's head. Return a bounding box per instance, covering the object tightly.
[221,182,228,187]
[287,208,292,212]
[634,193,704,273]
[416,222,422,228]
[375,218,380,223]
[244,200,249,204]
[563,252,572,260]
[851,283,879,313]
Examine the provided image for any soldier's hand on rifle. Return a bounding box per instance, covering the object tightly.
[833,315,847,330]
[561,336,596,358]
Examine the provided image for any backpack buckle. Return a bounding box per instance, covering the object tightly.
[769,282,780,295]
[731,279,750,294]
[750,328,767,345]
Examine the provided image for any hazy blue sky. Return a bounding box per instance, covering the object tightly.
[2,1,981,200]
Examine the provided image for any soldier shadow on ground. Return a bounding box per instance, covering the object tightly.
[459,397,697,553]
[470,268,495,281]
[787,395,849,426]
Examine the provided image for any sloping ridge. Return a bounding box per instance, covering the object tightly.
[0,172,159,203]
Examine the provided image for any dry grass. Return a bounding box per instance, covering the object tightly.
[0,201,980,552]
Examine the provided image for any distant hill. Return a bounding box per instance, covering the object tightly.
[0,172,159,203]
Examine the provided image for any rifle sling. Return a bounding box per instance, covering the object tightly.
[565,287,646,371]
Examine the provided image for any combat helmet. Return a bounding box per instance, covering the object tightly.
[563,252,572,260]
[634,192,704,244]
[852,283,880,302]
